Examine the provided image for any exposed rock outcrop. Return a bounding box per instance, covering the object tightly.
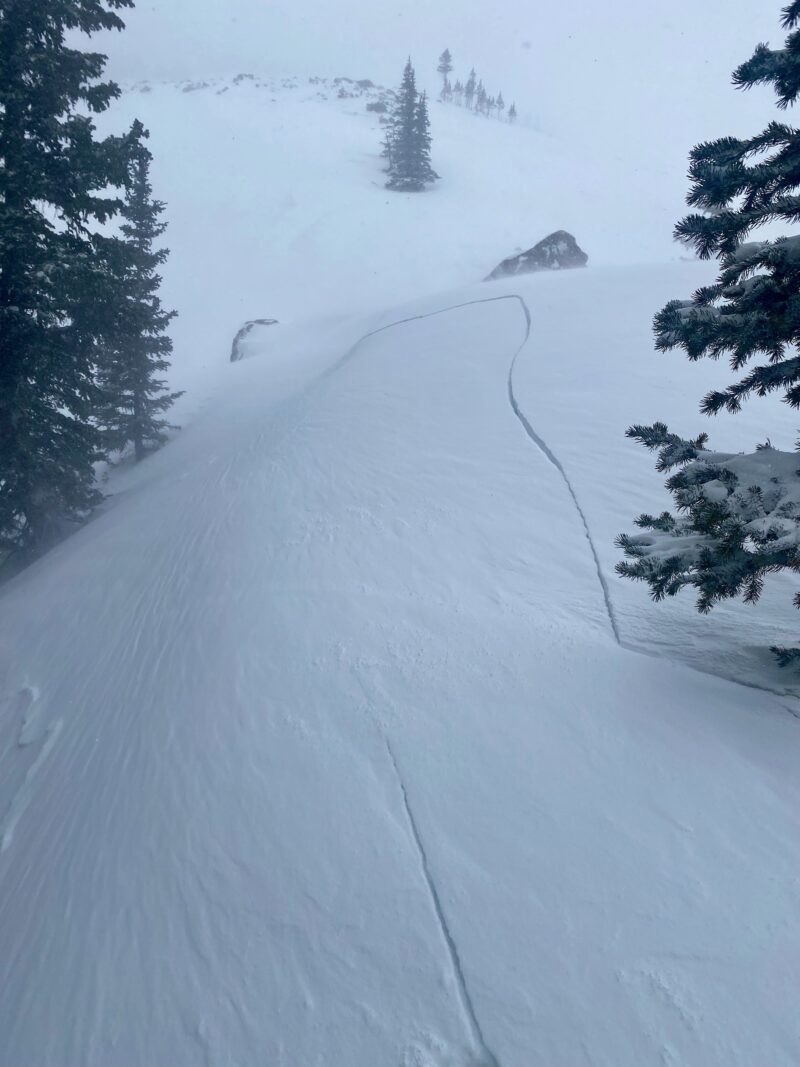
[486,231,588,280]
[229,319,278,363]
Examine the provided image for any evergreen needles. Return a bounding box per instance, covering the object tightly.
[616,1,800,665]
[383,59,439,192]
[0,1,181,564]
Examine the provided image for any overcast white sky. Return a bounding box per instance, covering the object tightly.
[98,1,782,168]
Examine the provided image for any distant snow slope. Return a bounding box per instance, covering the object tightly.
[2,75,800,1067]
[94,76,693,413]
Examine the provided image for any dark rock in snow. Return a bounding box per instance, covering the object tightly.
[486,231,588,280]
[230,319,278,363]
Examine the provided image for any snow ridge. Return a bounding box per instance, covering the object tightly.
[386,742,501,1067]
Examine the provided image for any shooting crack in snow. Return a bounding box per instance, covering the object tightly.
[340,295,800,715]
[344,294,622,645]
[503,299,623,646]
[386,741,502,1067]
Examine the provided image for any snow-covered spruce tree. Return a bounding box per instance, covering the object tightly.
[0,0,134,558]
[385,62,438,192]
[617,1,800,665]
[437,48,453,99]
[96,123,182,461]
[497,92,506,121]
[508,102,517,123]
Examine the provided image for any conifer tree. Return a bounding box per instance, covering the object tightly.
[476,81,487,115]
[508,102,518,123]
[385,61,438,192]
[617,2,800,665]
[453,79,464,106]
[437,49,453,99]
[96,123,182,461]
[380,93,398,168]
[497,92,506,120]
[464,69,477,110]
[384,60,416,186]
[412,91,438,185]
[0,0,134,557]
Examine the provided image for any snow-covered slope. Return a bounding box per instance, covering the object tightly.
[2,76,800,1067]
[95,76,695,411]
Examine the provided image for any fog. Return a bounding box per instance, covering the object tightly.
[100,0,779,167]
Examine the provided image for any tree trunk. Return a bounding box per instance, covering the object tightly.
[133,393,145,460]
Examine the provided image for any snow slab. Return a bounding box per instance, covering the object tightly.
[506,264,800,692]
[1,279,800,1067]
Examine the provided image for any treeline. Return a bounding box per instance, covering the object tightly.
[0,1,179,565]
[436,49,517,122]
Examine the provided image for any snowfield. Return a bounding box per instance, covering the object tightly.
[89,76,695,414]
[1,78,800,1067]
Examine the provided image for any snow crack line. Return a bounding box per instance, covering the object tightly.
[386,741,502,1067]
[504,301,622,644]
[341,292,621,644]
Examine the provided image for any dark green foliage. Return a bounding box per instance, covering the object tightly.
[384,60,439,192]
[616,426,800,613]
[0,0,134,556]
[772,644,800,666]
[658,7,800,411]
[655,235,800,415]
[96,123,182,461]
[617,3,800,664]
[383,59,415,177]
[733,1,800,106]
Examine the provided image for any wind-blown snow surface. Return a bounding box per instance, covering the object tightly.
[2,78,800,1067]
